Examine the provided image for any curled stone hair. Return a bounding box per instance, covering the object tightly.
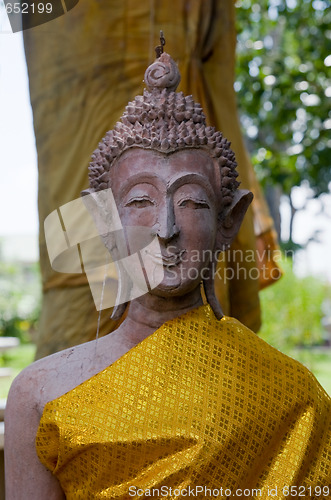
[88,52,240,208]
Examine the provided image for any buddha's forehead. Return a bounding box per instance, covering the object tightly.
[110,148,218,193]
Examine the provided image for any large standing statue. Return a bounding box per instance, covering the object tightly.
[23,0,279,359]
[5,50,331,499]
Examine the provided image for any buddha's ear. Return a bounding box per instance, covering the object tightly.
[81,187,124,257]
[81,187,122,238]
[81,188,104,232]
[216,189,253,250]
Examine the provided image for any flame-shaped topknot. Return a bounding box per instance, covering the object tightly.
[87,41,240,208]
[144,52,181,93]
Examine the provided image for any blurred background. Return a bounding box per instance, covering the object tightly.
[0,0,330,402]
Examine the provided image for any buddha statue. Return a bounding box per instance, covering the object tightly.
[80,48,253,323]
[5,47,331,499]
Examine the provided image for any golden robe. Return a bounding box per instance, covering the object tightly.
[36,305,331,499]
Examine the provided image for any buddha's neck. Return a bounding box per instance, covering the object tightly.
[123,288,203,343]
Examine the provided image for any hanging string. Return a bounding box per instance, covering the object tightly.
[95,261,109,344]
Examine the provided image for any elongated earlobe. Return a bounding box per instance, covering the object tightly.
[110,260,132,320]
[203,258,224,320]
[217,189,253,250]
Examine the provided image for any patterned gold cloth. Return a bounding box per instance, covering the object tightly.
[36,305,331,499]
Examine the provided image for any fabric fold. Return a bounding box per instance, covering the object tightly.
[36,305,331,499]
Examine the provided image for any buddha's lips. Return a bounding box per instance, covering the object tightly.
[145,249,186,267]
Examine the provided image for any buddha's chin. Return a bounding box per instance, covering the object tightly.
[149,274,200,298]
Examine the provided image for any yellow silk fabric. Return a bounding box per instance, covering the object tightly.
[36,305,331,499]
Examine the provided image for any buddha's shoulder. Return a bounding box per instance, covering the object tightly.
[220,315,303,371]
[219,315,330,403]
[7,337,109,414]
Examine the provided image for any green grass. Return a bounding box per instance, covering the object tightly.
[259,257,331,397]
[0,344,36,398]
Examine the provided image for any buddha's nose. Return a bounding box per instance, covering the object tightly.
[153,201,179,242]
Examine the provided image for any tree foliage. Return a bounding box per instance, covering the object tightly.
[0,260,41,341]
[235,0,331,197]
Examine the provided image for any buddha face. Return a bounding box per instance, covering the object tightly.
[110,148,220,297]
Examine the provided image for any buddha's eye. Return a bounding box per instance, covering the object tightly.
[178,198,210,210]
[125,197,154,208]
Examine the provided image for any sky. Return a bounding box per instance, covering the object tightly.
[0,29,38,236]
[0,21,330,281]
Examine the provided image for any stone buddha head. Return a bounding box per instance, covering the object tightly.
[83,50,253,320]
